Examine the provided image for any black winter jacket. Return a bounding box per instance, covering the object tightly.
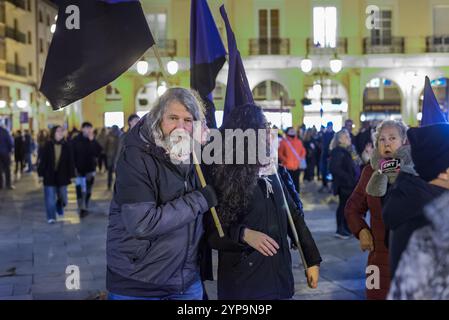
[71,134,102,176]
[106,118,210,297]
[205,173,322,300]
[37,140,75,186]
[383,172,447,277]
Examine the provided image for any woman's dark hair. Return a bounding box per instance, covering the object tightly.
[211,104,269,227]
[50,125,62,141]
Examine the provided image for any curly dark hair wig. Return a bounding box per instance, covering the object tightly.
[211,104,270,227]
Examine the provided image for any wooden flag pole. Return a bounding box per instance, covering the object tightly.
[273,170,308,272]
[150,45,225,238]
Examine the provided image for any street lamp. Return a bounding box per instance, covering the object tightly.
[330,55,343,73]
[17,100,28,109]
[137,60,149,75]
[300,58,313,73]
[166,59,179,75]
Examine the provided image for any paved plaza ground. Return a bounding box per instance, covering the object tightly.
[0,171,368,300]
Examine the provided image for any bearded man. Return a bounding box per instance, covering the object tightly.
[106,88,218,300]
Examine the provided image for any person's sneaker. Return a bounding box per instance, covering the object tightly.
[335,233,351,240]
[7,185,15,190]
[47,219,56,224]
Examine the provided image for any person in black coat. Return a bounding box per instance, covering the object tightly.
[71,122,102,217]
[14,130,25,176]
[329,129,362,239]
[383,123,449,277]
[37,126,75,223]
[205,104,322,300]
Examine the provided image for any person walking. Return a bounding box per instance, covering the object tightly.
[38,126,75,224]
[71,122,102,218]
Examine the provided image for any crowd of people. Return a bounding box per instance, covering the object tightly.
[1,86,449,301]
[0,114,141,223]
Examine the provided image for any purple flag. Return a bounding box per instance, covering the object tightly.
[220,5,254,125]
[422,76,448,126]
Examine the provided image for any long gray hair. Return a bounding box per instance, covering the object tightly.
[145,87,205,143]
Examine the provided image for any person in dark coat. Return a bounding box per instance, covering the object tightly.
[71,122,102,217]
[14,130,25,177]
[205,104,321,300]
[106,88,217,300]
[329,129,362,239]
[345,120,409,300]
[319,122,334,192]
[104,125,121,190]
[383,123,449,278]
[37,126,75,224]
[303,128,317,182]
[0,125,14,189]
[23,130,34,173]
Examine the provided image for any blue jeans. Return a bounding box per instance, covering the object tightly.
[108,280,204,300]
[25,153,33,172]
[44,186,68,220]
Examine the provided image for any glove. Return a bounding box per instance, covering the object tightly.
[198,185,218,209]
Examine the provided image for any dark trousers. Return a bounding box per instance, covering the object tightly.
[320,157,330,187]
[336,189,352,235]
[0,153,12,188]
[288,169,301,193]
[15,158,24,175]
[98,154,107,172]
[304,158,316,181]
[75,174,95,211]
[107,165,114,190]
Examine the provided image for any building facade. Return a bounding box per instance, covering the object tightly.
[3,0,449,132]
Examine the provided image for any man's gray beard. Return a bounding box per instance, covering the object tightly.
[161,130,192,163]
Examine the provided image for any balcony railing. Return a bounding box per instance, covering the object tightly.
[156,39,177,57]
[5,0,26,10]
[6,63,27,77]
[249,38,290,55]
[363,37,405,54]
[426,36,449,53]
[306,38,348,55]
[5,27,26,44]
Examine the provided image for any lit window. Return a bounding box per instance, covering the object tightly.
[313,6,337,48]
[104,112,124,128]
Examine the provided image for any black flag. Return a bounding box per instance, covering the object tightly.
[40,0,154,110]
